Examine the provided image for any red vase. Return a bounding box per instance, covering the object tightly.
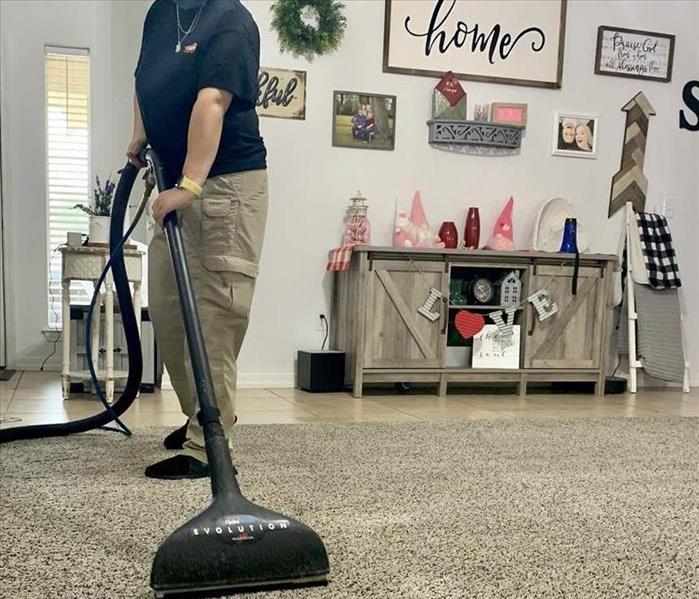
[438,221,458,248]
[464,207,480,249]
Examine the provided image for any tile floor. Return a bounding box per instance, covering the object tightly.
[1,371,697,430]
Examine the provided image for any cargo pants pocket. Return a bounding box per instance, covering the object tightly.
[201,197,239,257]
[201,256,258,313]
[200,257,257,358]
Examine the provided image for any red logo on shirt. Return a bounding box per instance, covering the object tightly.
[183,42,198,54]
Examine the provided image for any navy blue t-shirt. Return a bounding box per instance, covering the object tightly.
[135,0,266,185]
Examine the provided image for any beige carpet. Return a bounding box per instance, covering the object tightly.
[1,419,697,598]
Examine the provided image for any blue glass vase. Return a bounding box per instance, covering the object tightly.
[559,218,579,253]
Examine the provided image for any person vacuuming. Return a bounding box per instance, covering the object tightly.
[144,148,329,596]
[129,0,267,479]
[1,0,330,588]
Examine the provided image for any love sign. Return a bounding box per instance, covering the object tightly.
[256,67,307,120]
[454,310,485,340]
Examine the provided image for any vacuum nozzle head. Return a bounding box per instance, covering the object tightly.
[151,497,329,597]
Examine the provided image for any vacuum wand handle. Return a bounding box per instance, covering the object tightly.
[141,148,240,497]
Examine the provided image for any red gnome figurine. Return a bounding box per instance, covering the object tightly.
[486,196,515,251]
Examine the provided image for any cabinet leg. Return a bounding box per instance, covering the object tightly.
[595,373,605,397]
[133,281,142,333]
[133,282,142,398]
[61,375,70,400]
[353,372,363,398]
[91,293,103,374]
[438,375,448,397]
[61,283,71,400]
[106,281,115,404]
[518,374,528,398]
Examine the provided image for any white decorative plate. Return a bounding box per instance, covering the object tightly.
[532,197,590,252]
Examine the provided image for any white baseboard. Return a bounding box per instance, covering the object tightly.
[159,370,296,391]
[13,359,696,389]
[16,357,61,371]
[160,370,173,390]
[237,372,296,388]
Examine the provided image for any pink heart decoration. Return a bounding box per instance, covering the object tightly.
[454,310,485,340]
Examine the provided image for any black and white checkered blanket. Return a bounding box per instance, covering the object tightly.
[636,213,681,289]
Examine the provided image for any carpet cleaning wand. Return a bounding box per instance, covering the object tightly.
[142,149,330,597]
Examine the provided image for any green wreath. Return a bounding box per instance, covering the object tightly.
[270,0,347,62]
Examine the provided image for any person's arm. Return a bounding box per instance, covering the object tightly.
[181,87,233,185]
[151,87,232,226]
[127,95,148,167]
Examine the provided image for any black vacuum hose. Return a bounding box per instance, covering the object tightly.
[0,163,143,443]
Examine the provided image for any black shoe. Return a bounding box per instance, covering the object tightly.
[145,455,210,480]
[163,421,189,450]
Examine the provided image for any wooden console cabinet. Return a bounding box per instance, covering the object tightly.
[330,246,616,397]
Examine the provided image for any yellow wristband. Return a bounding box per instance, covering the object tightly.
[176,175,203,198]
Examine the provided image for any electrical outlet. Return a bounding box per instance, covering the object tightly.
[41,328,61,341]
[662,197,675,218]
[314,313,326,333]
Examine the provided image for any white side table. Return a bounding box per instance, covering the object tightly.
[60,245,145,401]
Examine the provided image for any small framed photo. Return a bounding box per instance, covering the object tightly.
[491,102,528,126]
[332,91,397,151]
[473,103,490,121]
[552,112,598,159]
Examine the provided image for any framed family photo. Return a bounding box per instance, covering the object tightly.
[332,91,397,151]
[551,112,598,159]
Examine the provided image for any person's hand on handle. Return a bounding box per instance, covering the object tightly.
[127,134,147,167]
[128,94,147,167]
[152,188,196,227]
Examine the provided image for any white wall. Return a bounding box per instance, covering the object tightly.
[1,0,697,385]
[246,0,699,385]
[0,0,148,369]
[1,0,109,368]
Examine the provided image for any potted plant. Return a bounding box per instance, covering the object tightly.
[74,175,115,245]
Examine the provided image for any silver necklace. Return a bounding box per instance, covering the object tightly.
[175,4,204,53]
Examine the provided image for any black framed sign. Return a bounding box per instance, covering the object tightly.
[594,26,675,82]
[256,67,307,120]
[382,0,567,89]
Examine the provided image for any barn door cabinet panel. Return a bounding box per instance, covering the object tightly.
[365,260,447,368]
[330,247,616,398]
[524,265,605,369]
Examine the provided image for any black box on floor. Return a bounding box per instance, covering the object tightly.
[551,376,628,394]
[297,350,345,392]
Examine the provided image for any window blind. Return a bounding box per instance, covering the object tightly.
[45,47,91,327]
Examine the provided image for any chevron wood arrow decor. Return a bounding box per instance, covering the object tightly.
[608,91,656,217]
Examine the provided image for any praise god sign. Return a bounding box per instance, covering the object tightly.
[594,27,675,83]
[256,67,306,120]
[383,0,567,88]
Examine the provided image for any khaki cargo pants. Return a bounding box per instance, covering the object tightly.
[148,169,268,463]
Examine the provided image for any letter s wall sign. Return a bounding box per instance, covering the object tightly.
[679,80,699,131]
[382,0,567,88]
